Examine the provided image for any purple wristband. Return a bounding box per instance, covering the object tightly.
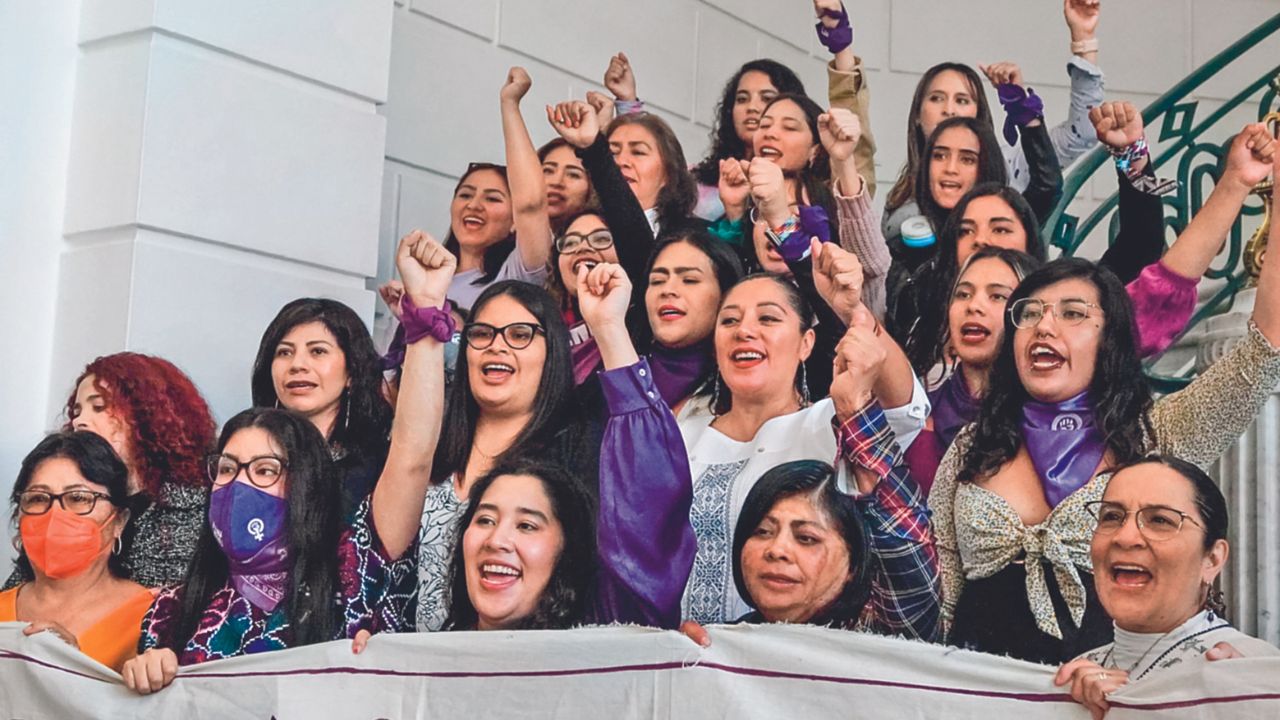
[798,204,832,243]
[996,84,1044,145]
[401,296,457,345]
[815,5,853,54]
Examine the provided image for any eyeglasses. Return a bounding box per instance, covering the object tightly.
[205,453,288,489]
[555,230,615,255]
[1085,501,1204,542]
[18,490,115,516]
[462,322,546,350]
[1009,298,1101,329]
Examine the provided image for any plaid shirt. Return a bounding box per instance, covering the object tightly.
[835,401,941,642]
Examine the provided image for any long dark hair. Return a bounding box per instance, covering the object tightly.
[443,458,597,630]
[538,139,599,234]
[605,113,697,232]
[692,59,806,187]
[914,116,1007,235]
[634,226,745,353]
[9,431,132,579]
[700,273,815,415]
[431,281,575,484]
[732,460,872,627]
[443,163,517,286]
[958,258,1154,484]
[158,409,343,651]
[886,62,994,214]
[251,298,392,463]
[904,183,1046,376]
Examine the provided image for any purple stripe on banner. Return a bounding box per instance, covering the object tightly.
[1110,693,1280,711]
[0,650,112,683]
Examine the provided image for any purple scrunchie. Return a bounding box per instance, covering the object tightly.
[996,84,1044,145]
[381,296,457,371]
[381,323,407,371]
[815,5,852,54]
[774,206,833,263]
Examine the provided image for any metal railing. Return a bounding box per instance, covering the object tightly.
[1044,13,1280,392]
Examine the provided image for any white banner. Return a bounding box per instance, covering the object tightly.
[1,621,1277,718]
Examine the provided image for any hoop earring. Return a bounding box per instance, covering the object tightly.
[114,536,123,555]
[799,364,811,407]
[342,391,350,434]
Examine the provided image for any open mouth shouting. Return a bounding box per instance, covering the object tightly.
[480,361,516,383]
[958,322,992,345]
[461,213,486,231]
[1109,562,1153,589]
[571,257,600,275]
[283,379,318,395]
[729,346,766,369]
[546,191,567,208]
[1028,342,1066,371]
[756,144,783,162]
[478,561,522,591]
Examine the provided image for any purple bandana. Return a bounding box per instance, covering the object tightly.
[1021,391,1106,508]
[209,482,291,612]
[996,84,1045,145]
[928,369,981,447]
[650,340,714,406]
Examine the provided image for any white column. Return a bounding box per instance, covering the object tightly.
[1199,289,1280,646]
[0,0,395,576]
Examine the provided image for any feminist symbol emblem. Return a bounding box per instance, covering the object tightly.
[247,518,265,542]
[1052,413,1082,431]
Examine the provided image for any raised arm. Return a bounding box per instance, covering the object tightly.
[578,261,695,628]
[982,62,1064,227]
[1051,0,1105,166]
[500,67,553,272]
[815,0,878,197]
[371,231,453,560]
[819,107,889,317]
[829,324,940,640]
[1091,101,1164,283]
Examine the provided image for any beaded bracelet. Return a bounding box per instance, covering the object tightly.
[1109,136,1150,181]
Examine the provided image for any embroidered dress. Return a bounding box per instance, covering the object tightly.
[414,476,468,632]
[677,384,930,625]
[139,498,416,665]
[1081,610,1279,680]
[931,322,1280,662]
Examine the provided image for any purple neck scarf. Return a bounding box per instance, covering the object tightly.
[650,340,713,406]
[929,369,981,447]
[209,482,291,612]
[1021,391,1106,508]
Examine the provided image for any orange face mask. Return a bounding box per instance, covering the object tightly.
[20,509,116,580]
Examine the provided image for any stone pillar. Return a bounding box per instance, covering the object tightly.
[1199,289,1280,645]
[53,0,394,423]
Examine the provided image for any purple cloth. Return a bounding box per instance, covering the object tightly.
[1127,261,1199,358]
[649,340,713,407]
[928,370,981,448]
[590,358,695,629]
[1021,391,1107,508]
[798,204,832,243]
[815,4,852,53]
[571,332,602,386]
[209,482,290,612]
[996,84,1045,146]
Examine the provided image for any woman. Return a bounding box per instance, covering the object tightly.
[539,139,593,234]
[441,162,550,312]
[122,232,455,692]
[677,273,928,624]
[1055,455,1278,718]
[414,277,599,632]
[5,353,216,590]
[444,260,696,630]
[930,233,1280,663]
[1,432,155,671]
[251,297,393,520]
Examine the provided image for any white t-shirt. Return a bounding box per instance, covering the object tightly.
[447,251,548,313]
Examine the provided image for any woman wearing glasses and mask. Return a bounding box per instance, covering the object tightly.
[929,241,1280,663]
[1054,455,1278,718]
[2,432,155,672]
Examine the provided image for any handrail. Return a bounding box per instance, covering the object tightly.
[1044,13,1280,391]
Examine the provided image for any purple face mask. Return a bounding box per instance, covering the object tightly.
[209,481,290,612]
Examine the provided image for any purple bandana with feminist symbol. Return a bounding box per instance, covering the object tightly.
[1021,391,1106,508]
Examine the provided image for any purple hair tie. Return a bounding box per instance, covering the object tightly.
[815,5,852,54]
[997,84,1045,145]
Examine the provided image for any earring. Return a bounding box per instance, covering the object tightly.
[274,398,281,410]
[799,364,811,407]
[114,536,123,555]
[710,374,723,416]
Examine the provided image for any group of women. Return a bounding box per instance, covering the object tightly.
[5,0,1279,714]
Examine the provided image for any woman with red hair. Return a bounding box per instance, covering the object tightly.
[5,352,216,588]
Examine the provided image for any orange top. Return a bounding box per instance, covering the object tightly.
[0,585,156,672]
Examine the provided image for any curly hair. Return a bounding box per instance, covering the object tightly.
[958,258,1155,484]
[64,353,216,495]
[443,457,596,630]
[692,59,806,187]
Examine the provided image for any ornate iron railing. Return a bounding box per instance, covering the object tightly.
[1045,13,1280,392]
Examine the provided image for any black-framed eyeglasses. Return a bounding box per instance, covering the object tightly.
[1009,298,1101,329]
[555,230,615,255]
[462,322,546,350]
[205,453,288,489]
[18,490,115,516]
[1085,501,1204,542]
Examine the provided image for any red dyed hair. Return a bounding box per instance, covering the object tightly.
[63,352,217,495]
